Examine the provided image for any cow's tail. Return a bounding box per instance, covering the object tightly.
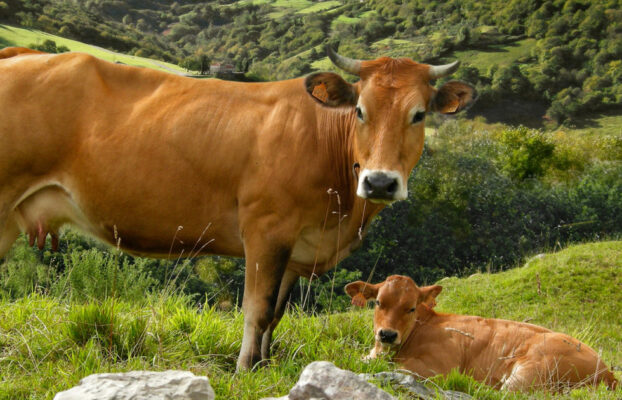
[0,47,45,60]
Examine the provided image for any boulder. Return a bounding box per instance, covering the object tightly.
[261,363,473,400]
[262,361,395,400]
[54,370,215,400]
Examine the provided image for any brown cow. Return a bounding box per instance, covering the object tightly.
[346,275,618,391]
[0,46,476,369]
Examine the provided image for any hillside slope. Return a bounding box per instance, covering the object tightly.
[436,241,622,367]
[0,24,188,74]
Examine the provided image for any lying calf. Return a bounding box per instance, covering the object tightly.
[345,275,618,391]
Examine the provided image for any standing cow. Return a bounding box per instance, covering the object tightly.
[0,46,476,369]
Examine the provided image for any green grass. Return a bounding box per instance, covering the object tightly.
[311,56,334,71]
[266,0,314,18]
[297,0,341,14]
[561,110,622,137]
[0,24,187,74]
[1,241,620,399]
[332,14,360,24]
[453,38,537,72]
[543,111,622,163]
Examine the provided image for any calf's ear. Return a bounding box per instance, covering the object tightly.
[431,81,477,114]
[305,72,358,107]
[420,285,442,307]
[344,281,383,307]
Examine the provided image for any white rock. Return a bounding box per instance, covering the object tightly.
[54,370,215,400]
[262,361,396,400]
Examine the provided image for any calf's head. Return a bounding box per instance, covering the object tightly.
[305,47,477,203]
[345,275,442,348]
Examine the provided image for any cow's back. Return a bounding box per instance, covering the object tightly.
[0,51,333,257]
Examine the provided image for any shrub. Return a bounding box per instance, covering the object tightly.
[498,126,555,180]
[28,39,70,53]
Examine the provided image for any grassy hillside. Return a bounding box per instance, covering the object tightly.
[0,24,187,74]
[1,241,620,399]
[437,241,622,368]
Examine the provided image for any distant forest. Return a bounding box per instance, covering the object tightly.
[1,0,620,123]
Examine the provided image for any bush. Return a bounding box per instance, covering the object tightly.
[28,39,70,53]
[498,126,555,180]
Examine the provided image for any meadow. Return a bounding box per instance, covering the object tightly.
[0,24,188,75]
[1,241,620,399]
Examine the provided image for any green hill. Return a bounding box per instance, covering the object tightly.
[1,241,620,399]
[436,241,622,368]
[0,24,188,74]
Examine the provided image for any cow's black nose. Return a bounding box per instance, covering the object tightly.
[379,329,398,344]
[363,173,398,199]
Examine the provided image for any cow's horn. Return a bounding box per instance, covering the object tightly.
[429,60,461,79]
[326,46,361,75]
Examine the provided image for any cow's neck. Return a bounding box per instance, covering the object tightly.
[316,107,357,210]
[317,106,384,232]
[399,304,438,354]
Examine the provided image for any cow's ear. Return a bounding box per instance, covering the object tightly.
[305,72,358,107]
[345,281,383,307]
[420,285,442,308]
[431,81,477,114]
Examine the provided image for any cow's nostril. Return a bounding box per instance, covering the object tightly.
[387,180,398,195]
[363,176,372,192]
[379,329,398,343]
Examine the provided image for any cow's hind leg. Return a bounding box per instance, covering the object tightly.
[237,227,294,371]
[0,213,20,259]
[260,268,299,361]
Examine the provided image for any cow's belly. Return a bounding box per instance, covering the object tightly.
[290,223,362,269]
[12,180,245,257]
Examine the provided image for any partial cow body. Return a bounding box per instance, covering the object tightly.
[346,276,618,392]
[1,47,475,369]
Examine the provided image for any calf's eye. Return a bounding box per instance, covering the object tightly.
[412,111,425,124]
[375,300,380,306]
[408,307,416,313]
[356,106,364,121]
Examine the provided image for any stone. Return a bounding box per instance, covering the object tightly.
[360,371,472,400]
[262,361,396,400]
[54,370,215,400]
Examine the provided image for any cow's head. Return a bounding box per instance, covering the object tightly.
[306,47,476,203]
[345,275,442,349]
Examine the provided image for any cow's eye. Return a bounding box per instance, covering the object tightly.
[375,300,380,307]
[408,307,416,313]
[355,106,364,121]
[412,111,425,124]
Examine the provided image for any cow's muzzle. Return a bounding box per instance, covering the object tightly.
[357,169,406,202]
[378,329,399,344]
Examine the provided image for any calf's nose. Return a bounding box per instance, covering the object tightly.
[378,329,398,344]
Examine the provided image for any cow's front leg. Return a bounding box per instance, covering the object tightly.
[260,268,299,361]
[237,232,293,371]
